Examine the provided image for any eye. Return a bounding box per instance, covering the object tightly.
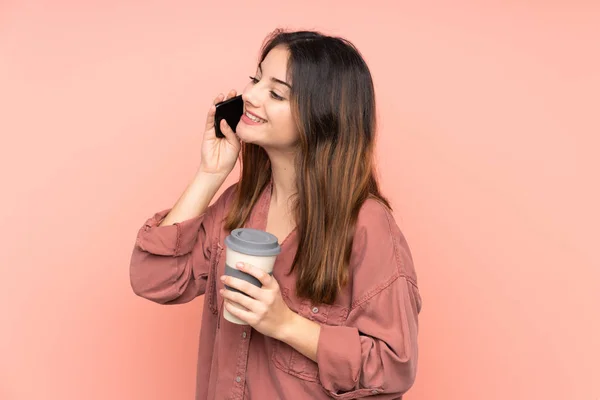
[249,75,259,84]
[270,91,284,101]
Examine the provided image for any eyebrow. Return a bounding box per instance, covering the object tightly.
[258,64,292,89]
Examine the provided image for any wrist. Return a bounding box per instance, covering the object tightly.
[276,308,321,363]
[195,167,229,181]
[277,308,300,342]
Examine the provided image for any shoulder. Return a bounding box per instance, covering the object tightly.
[351,197,417,287]
[355,197,393,237]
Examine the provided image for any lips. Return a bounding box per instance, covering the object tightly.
[244,109,267,123]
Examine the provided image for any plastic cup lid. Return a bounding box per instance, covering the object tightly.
[224,228,281,257]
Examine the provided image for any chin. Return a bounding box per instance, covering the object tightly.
[236,125,262,143]
[234,123,245,137]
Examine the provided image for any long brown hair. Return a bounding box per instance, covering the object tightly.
[225,29,391,305]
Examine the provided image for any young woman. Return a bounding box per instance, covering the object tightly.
[130,29,422,400]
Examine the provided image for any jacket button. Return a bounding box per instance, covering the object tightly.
[312,307,319,313]
[235,376,241,383]
[242,332,247,338]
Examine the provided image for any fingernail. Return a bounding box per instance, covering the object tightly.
[236,262,244,269]
[220,276,226,281]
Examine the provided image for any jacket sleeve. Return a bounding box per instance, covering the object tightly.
[129,185,233,305]
[315,199,422,399]
[316,277,421,399]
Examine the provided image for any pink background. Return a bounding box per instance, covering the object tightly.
[1,1,598,399]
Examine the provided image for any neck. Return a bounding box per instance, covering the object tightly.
[265,148,296,210]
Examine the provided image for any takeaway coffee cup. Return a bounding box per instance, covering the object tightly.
[223,228,282,325]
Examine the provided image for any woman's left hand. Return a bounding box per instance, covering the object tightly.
[220,262,294,340]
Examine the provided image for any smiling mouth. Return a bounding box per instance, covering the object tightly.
[244,111,267,123]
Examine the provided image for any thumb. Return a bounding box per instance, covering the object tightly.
[220,119,241,147]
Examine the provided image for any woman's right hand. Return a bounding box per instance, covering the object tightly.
[198,90,242,176]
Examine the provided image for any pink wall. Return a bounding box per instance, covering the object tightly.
[1,1,598,399]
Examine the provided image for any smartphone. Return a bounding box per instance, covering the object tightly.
[214,95,243,138]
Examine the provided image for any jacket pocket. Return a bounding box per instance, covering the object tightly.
[271,290,349,382]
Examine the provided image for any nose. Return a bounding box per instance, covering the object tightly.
[242,83,262,108]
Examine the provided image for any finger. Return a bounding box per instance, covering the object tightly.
[225,89,237,100]
[220,119,241,146]
[204,93,225,132]
[204,104,217,133]
[220,288,260,312]
[236,262,273,288]
[224,300,254,324]
[221,274,262,300]
[213,93,225,105]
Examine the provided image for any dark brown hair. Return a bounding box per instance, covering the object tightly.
[225,29,391,305]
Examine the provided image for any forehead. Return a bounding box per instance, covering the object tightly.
[260,46,289,76]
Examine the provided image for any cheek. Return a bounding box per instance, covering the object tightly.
[269,107,295,132]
